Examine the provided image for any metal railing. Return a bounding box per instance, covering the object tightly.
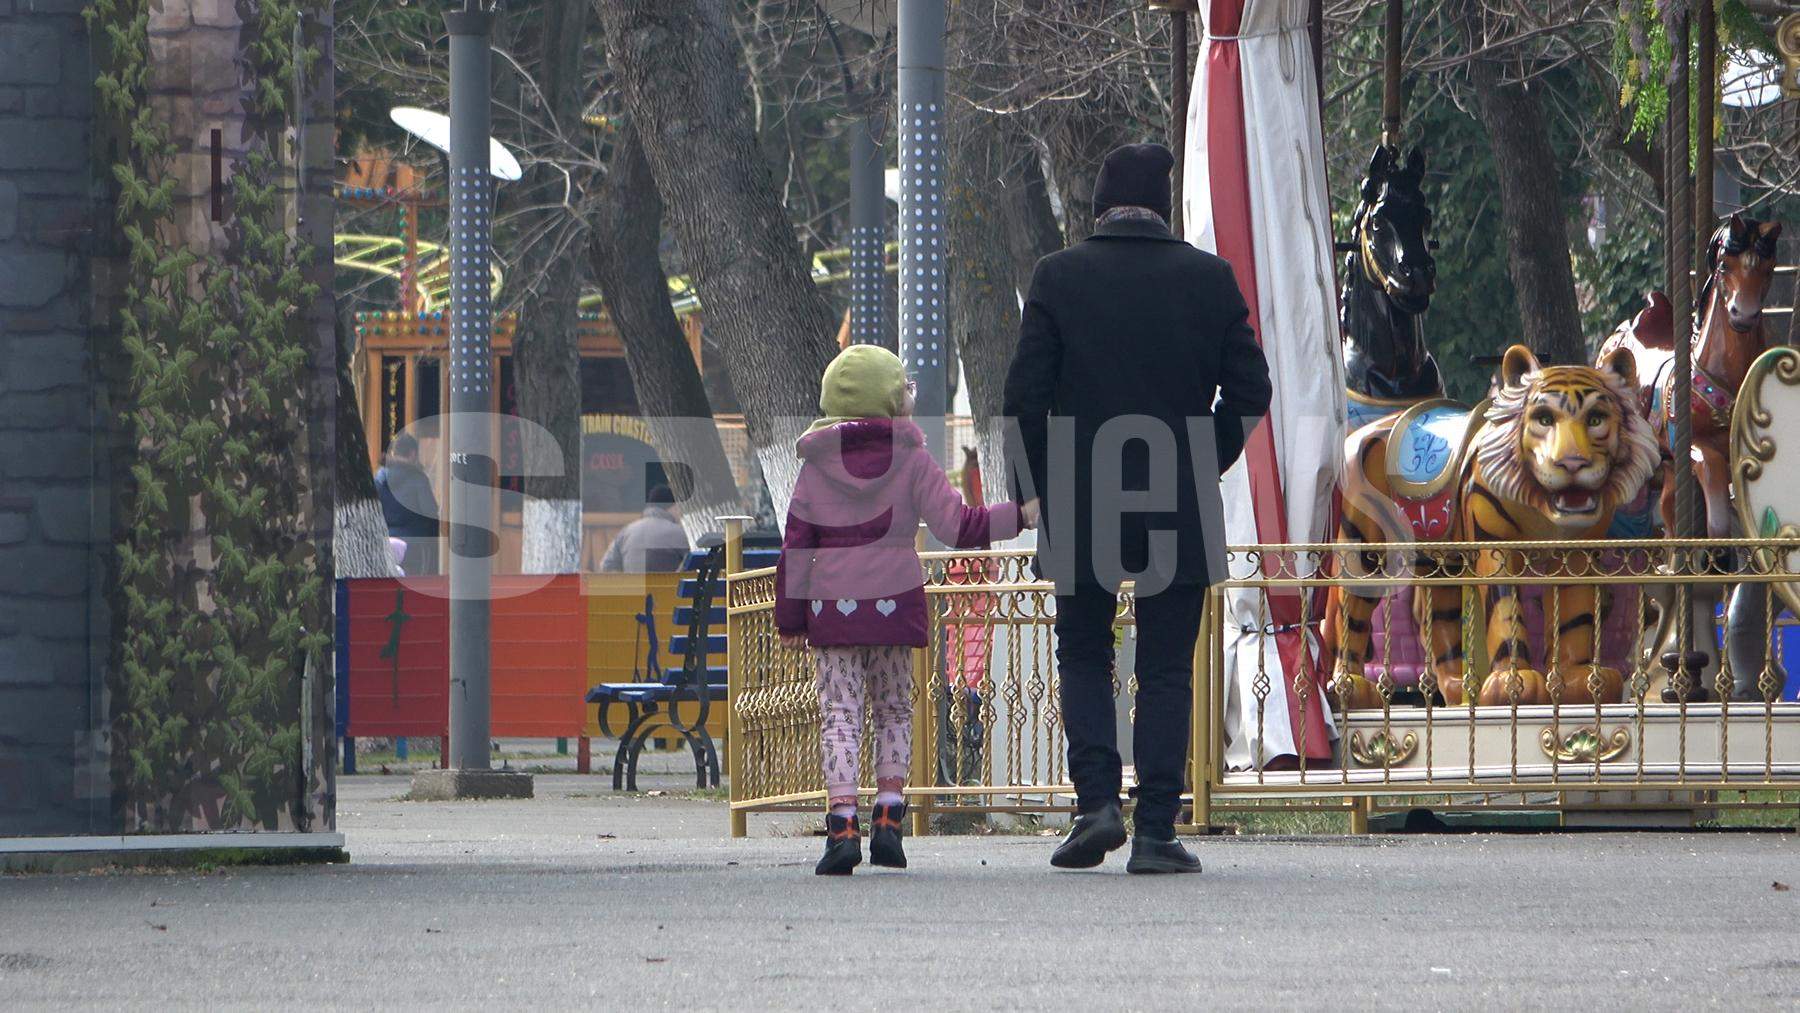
[724,525,1800,834]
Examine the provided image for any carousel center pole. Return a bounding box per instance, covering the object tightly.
[1381,0,1403,147]
[412,0,531,802]
[1667,9,1696,543]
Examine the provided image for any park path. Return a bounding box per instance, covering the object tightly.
[1,774,1796,1009]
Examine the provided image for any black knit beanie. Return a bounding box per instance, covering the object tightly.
[1092,143,1175,223]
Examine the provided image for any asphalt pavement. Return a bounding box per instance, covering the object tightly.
[3,773,1798,1010]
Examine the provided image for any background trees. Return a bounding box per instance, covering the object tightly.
[332,0,1799,523]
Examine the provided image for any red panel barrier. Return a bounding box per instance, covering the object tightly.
[343,575,588,741]
[344,577,449,738]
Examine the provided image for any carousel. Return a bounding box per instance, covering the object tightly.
[1187,0,1800,823]
[720,1,1800,833]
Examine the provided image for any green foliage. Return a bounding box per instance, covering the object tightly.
[1613,1,1772,151]
[1404,97,1528,403]
[88,0,329,832]
[1572,190,1663,339]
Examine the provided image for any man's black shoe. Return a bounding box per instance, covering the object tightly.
[1050,803,1127,869]
[1125,835,1202,874]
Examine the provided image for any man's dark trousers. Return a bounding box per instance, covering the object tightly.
[1055,582,1205,839]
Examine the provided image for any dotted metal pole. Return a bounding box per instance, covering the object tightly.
[445,4,495,771]
[849,114,886,346]
[899,0,947,462]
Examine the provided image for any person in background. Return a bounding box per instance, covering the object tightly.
[375,432,439,576]
[599,484,690,573]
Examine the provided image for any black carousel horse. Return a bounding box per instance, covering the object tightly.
[1342,144,1441,431]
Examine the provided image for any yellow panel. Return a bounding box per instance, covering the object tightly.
[583,573,715,743]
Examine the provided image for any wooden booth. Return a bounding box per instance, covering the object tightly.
[339,153,711,574]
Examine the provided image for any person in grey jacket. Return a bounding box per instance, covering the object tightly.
[598,485,690,573]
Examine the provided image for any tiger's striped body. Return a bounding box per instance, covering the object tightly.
[1327,346,1660,707]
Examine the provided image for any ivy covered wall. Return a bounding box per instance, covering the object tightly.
[88,0,337,834]
[0,0,336,839]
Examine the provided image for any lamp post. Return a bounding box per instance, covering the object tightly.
[848,115,885,346]
[898,0,947,461]
[410,0,531,801]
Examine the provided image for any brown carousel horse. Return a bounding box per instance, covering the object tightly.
[1598,213,1785,700]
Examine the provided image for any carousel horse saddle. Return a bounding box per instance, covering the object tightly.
[1381,398,1486,541]
[1346,389,1416,432]
[1648,355,1735,445]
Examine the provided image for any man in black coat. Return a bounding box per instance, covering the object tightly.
[1002,143,1271,874]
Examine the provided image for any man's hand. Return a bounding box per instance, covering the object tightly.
[1020,499,1042,529]
[779,632,808,651]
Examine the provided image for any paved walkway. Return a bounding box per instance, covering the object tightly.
[2,774,1797,1009]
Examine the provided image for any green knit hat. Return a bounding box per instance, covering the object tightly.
[804,345,908,437]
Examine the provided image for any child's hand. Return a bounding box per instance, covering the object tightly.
[1020,499,1041,529]
[780,632,808,651]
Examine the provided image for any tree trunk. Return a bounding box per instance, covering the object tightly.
[1043,102,1131,244]
[1001,133,1065,292]
[512,0,589,573]
[332,339,392,579]
[588,125,742,542]
[596,0,839,520]
[947,1,1041,504]
[1467,58,1586,366]
[313,15,387,582]
[296,0,339,833]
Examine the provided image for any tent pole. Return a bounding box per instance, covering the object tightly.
[1171,9,1190,236]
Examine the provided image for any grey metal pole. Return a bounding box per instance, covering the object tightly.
[445,4,495,772]
[899,0,947,461]
[849,115,886,347]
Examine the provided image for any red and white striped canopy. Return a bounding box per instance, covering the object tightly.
[1183,0,1343,767]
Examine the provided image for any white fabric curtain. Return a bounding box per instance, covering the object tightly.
[1183,0,1344,769]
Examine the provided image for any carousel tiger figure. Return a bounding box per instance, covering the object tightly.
[1327,345,1661,708]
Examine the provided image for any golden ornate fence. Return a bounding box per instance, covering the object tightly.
[724,524,1800,835]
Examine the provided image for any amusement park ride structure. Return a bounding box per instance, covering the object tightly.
[334,152,899,571]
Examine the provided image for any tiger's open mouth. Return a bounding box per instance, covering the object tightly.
[1550,490,1598,515]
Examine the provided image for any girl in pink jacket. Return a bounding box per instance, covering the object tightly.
[776,345,1028,874]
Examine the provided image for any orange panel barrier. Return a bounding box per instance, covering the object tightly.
[490,575,588,738]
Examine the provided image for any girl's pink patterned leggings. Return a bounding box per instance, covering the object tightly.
[812,645,913,805]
